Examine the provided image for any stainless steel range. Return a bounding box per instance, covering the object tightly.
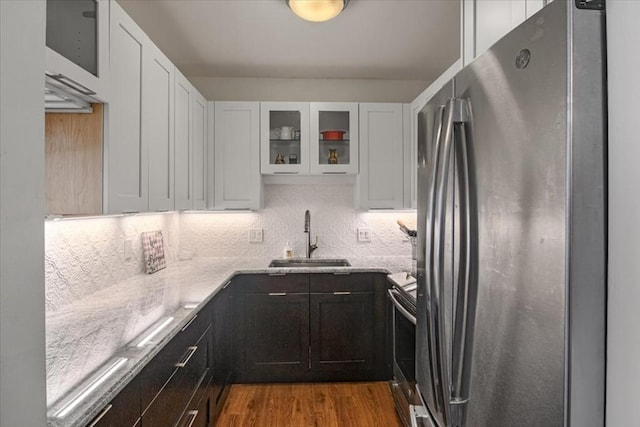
[387,273,419,427]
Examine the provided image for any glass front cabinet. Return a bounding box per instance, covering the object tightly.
[260,102,358,175]
[260,102,310,174]
[310,102,359,175]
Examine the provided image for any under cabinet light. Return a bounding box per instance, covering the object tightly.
[55,357,128,418]
[136,317,174,347]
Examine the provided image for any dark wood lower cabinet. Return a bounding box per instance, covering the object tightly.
[233,272,391,383]
[237,292,310,382]
[310,291,375,379]
[211,285,233,421]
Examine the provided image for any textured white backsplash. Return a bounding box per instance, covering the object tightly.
[180,184,416,268]
[45,213,180,312]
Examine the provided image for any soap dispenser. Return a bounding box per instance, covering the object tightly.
[284,241,293,258]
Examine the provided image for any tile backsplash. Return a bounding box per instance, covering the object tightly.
[44,213,180,312]
[180,184,416,268]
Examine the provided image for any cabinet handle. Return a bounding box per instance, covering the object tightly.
[268,292,287,296]
[87,404,112,427]
[222,280,232,289]
[274,172,299,175]
[45,72,97,96]
[322,172,347,175]
[268,273,286,276]
[184,410,198,427]
[333,272,351,275]
[333,291,351,295]
[176,346,198,367]
[180,314,198,332]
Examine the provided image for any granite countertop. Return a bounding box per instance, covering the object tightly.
[46,257,392,427]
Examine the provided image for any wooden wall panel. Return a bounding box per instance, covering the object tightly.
[45,104,103,215]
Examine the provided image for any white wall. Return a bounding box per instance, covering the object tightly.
[606,1,640,424]
[190,76,431,103]
[0,1,47,426]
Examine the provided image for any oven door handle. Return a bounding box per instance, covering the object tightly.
[388,289,416,325]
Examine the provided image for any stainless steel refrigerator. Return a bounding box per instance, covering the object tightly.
[413,1,606,426]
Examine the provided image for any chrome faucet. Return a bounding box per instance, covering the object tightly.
[304,210,318,258]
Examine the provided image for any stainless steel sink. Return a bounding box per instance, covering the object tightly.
[268,258,351,268]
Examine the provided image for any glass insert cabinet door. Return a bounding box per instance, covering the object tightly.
[310,103,359,175]
[260,102,310,174]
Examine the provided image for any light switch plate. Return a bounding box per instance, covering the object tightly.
[248,228,264,243]
[357,227,371,242]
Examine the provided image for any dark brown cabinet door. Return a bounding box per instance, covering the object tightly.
[309,291,375,379]
[88,375,140,427]
[236,291,310,382]
[211,285,233,420]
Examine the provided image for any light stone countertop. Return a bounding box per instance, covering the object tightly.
[46,257,392,427]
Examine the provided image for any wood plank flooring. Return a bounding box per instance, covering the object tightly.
[215,382,403,427]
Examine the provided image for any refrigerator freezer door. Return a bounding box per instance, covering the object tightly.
[453,3,569,426]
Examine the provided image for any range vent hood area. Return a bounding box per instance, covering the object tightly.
[45,74,95,113]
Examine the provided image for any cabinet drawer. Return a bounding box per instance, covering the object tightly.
[141,324,211,427]
[86,376,140,427]
[140,311,210,411]
[234,273,309,294]
[310,273,375,293]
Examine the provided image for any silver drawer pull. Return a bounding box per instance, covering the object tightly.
[181,314,198,332]
[222,280,232,289]
[176,346,198,368]
[185,410,198,427]
[333,272,351,275]
[333,291,351,295]
[268,292,287,296]
[268,273,286,276]
[87,404,112,427]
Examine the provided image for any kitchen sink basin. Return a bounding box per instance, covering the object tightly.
[268,258,351,268]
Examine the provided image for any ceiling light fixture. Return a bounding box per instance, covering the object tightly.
[287,0,349,23]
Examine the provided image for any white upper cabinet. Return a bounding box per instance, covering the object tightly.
[358,103,405,209]
[174,69,192,210]
[463,0,548,65]
[45,0,110,101]
[145,43,175,211]
[213,102,261,210]
[107,1,148,213]
[191,89,207,210]
[310,103,359,175]
[260,102,310,175]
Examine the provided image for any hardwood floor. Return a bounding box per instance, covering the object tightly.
[215,382,403,427]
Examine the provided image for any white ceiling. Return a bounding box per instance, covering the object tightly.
[117,0,460,83]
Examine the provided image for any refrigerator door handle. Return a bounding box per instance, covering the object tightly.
[431,98,458,425]
[424,103,448,418]
[448,98,479,427]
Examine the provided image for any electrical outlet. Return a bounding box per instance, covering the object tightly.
[357,227,371,242]
[248,228,264,243]
[123,239,133,260]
